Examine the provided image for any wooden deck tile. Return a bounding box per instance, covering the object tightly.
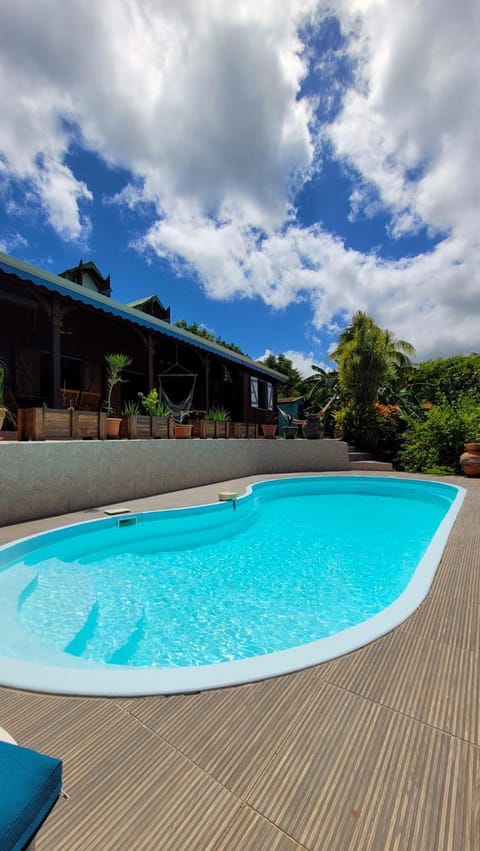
[245,682,480,851]
[122,667,321,797]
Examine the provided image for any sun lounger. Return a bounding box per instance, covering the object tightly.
[0,733,62,851]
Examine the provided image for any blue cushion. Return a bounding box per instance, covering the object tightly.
[0,741,62,851]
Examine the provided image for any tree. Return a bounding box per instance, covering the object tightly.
[331,312,389,407]
[331,312,415,404]
[260,354,304,397]
[331,311,415,449]
[301,365,340,412]
[406,353,480,405]
[174,320,248,356]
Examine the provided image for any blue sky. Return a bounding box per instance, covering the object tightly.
[0,0,478,376]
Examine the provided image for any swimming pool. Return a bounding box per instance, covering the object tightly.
[0,476,464,696]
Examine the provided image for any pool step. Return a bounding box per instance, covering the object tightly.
[74,599,144,663]
[108,612,146,665]
[65,601,99,656]
[18,566,97,651]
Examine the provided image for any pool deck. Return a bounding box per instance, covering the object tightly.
[0,471,478,850]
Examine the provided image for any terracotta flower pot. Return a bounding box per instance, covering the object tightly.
[174,423,193,439]
[460,442,480,477]
[105,417,122,438]
[260,424,277,438]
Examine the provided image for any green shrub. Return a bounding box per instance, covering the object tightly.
[374,404,407,462]
[335,402,406,460]
[138,389,171,417]
[205,406,230,422]
[398,398,480,473]
[411,354,480,405]
[122,400,140,415]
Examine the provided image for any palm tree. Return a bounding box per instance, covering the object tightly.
[301,365,340,410]
[380,328,416,393]
[331,312,387,406]
[332,312,415,404]
[331,311,415,449]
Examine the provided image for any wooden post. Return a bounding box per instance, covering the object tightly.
[50,298,62,409]
[147,333,155,391]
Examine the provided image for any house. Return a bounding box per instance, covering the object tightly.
[0,252,286,426]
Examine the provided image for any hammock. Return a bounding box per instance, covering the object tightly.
[158,360,197,421]
[159,381,196,420]
[277,395,337,426]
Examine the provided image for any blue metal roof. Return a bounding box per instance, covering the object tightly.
[0,252,286,382]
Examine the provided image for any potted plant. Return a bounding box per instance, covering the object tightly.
[173,409,193,439]
[198,406,230,438]
[260,412,277,438]
[210,406,230,438]
[119,399,142,439]
[137,390,173,438]
[104,353,131,437]
[0,360,15,433]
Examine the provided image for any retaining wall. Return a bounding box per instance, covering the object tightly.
[0,438,350,526]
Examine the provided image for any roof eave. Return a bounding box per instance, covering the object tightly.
[0,252,287,382]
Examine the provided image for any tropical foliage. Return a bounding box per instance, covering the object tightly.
[104,353,132,416]
[175,319,247,356]
[405,354,480,405]
[399,397,480,474]
[122,400,141,415]
[302,365,340,414]
[205,406,231,421]
[138,389,171,417]
[329,312,415,450]
[260,353,304,397]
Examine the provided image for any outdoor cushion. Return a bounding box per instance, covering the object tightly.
[0,741,62,851]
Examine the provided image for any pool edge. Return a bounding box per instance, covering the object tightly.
[0,476,466,697]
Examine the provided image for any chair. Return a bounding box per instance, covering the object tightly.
[60,388,80,410]
[78,391,101,411]
[0,728,63,850]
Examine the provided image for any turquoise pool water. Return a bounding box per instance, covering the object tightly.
[0,476,464,695]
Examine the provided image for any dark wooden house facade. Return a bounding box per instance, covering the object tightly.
[0,252,286,428]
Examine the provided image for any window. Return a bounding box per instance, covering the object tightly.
[250,376,259,408]
[250,376,273,410]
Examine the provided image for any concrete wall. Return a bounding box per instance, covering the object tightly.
[0,438,350,526]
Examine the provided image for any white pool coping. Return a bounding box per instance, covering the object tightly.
[0,476,466,696]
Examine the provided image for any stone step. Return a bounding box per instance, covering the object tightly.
[350,459,394,471]
[348,450,372,462]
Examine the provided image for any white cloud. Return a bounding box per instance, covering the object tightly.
[0,231,28,254]
[258,348,320,378]
[0,0,317,235]
[0,0,479,360]
[329,0,480,241]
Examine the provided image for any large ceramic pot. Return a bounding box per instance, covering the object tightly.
[460,442,480,477]
[302,416,324,440]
